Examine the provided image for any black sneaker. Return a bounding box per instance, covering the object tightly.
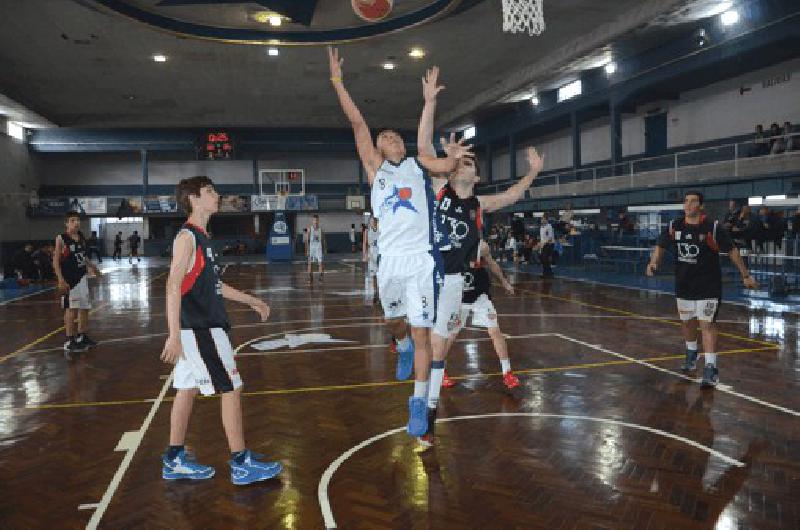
[77,334,98,348]
[681,349,698,372]
[63,338,87,359]
[701,364,719,388]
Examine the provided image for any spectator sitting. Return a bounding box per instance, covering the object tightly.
[504,234,517,262]
[769,123,785,154]
[791,208,800,238]
[12,243,37,280]
[731,205,754,250]
[749,124,769,157]
[31,244,55,281]
[723,200,740,232]
[784,121,797,152]
[770,210,787,250]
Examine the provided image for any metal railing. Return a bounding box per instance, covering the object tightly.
[485,132,800,197]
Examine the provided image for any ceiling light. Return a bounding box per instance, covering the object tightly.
[268,47,279,56]
[152,54,167,62]
[382,62,396,70]
[463,126,476,140]
[748,196,763,206]
[720,9,739,25]
[530,95,540,106]
[268,15,282,26]
[604,61,617,75]
[408,47,425,59]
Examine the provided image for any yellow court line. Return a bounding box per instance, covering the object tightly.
[0,272,167,365]
[514,284,779,349]
[19,345,776,411]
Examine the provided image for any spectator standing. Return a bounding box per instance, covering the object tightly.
[539,214,555,278]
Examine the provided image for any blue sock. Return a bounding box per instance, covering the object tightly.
[232,450,247,464]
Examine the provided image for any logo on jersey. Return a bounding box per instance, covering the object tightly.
[677,242,700,263]
[382,186,417,214]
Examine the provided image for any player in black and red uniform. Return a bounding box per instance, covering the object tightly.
[647,191,757,387]
[160,176,282,486]
[53,211,101,359]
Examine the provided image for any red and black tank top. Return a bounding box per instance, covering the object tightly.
[179,223,229,330]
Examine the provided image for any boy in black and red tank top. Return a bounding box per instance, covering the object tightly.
[160,176,283,486]
[648,191,758,387]
[53,211,102,359]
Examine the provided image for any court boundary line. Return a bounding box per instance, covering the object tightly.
[0,286,55,306]
[84,371,174,529]
[317,412,746,529]
[555,333,799,417]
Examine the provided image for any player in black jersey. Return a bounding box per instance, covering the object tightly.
[53,211,101,359]
[417,75,542,444]
[160,176,282,486]
[647,191,757,387]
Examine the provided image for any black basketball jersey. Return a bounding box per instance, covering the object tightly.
[657,216,734,300]
[436,184,482,274]
[179,223,230,330]
[59,232,87,288]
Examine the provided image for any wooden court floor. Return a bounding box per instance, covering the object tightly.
[1,259,799,529]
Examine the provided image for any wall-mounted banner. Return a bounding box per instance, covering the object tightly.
[35,197,69,215]
[251,194,318,211]
[107,197,144,216]
[68,197,107,215]
[219,195,250,212]
[144,195,178,213]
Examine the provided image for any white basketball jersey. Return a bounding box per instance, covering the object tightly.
[370,158,432,257]
[309,226,322,248]
[367,226,379,257]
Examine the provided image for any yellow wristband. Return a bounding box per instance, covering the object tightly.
[330,76,342,82]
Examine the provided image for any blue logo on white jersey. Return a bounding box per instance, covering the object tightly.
[382,186,417,214]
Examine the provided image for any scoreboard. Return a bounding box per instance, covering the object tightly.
[200,131,234,160]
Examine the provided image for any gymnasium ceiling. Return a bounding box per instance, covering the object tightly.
[0,0,746,130]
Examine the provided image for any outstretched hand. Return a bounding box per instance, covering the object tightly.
[743,276,759,290]
[422,66,445,102]
[327,46,343,80]
[526,147,544,175]
[440,132,474,160]
[646,262,657,277]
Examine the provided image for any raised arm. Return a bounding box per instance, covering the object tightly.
[478,147,543,213]
[328,47,382,181]
[418,66,444,158]
[417,134,473,174]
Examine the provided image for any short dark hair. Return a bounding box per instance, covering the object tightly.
[376,128,400,139]
[65,211,81,222]
[176,176,214,214]
[684,191,704,204]
[313,214,319,219]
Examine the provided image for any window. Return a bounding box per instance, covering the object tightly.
[7,121,24,141]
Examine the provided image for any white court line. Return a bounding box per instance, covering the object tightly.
[317,412,745,529]
[84,371,174,530]
[236,332,553,357]
[554,333,800,417]
[0,286,55,306]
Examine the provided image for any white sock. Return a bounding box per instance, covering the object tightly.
[397,335,412,351]
[686,341,698,351]
[427,362,445,409]
[500,358,511,374]
[413,380,429,398]
[705,352,717,366]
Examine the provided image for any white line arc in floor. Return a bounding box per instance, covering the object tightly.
[317,412,745,529]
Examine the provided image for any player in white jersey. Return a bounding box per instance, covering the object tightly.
[362,216,380,304]
[416,67,543,446]
[306,214,325,283]
[328,47,471,437]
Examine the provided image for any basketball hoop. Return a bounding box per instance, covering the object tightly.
[502,0,545,36]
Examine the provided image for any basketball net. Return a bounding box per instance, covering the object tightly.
[502,0,545,36]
